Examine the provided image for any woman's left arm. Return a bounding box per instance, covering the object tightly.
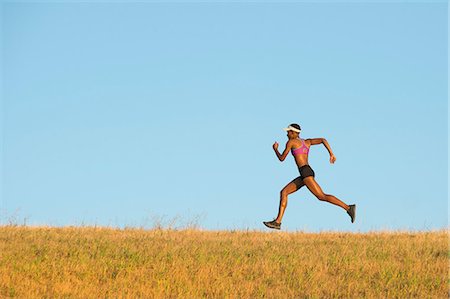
[273,140,293,162]
[307,138,336,164]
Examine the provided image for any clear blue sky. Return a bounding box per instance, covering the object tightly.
[1,1,447,232]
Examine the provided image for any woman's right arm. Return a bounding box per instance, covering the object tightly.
[307,138,336,164]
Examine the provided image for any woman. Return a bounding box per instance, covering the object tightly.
[263,123,356,230]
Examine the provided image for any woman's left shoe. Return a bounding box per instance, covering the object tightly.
[347,204,356,223]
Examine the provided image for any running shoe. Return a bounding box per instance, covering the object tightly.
[347,204,356,223]
[263,220,281,230]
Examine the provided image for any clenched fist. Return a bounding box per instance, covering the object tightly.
[330,154,336,164]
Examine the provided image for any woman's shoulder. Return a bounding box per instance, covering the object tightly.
[290,138,303,148]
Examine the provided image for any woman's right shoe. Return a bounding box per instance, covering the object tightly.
[263,220,281,230]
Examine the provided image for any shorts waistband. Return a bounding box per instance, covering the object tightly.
[298,164,311,168]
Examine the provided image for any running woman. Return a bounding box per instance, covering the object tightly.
[263,123,356,230]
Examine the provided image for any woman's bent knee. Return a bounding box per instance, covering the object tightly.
[316,193,327,201]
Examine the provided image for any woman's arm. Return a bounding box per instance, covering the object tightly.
[273,140,292,162]
[307,138,336,164]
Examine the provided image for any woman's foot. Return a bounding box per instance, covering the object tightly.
[347,204,356,223]
[263,220,281,230]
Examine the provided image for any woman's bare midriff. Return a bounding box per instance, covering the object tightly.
[294,154,309,168]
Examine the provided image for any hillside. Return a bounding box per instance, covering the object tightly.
[0,226,447,298]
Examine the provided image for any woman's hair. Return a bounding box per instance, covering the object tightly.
[289,123,301,131]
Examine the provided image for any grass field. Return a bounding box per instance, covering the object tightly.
[0,225,448,298]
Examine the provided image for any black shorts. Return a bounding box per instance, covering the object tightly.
[293,165,315,189]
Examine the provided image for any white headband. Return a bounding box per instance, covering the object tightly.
[283,126,301,133]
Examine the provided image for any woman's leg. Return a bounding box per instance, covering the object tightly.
[275,177,305,223]
[302,176,349,211]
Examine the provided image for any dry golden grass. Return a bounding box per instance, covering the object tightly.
[0,225,448,298]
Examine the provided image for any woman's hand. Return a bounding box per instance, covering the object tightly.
[273,142,279,151]
[330,154,336,164]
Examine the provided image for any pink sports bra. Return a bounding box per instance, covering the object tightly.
[291,138,310,156]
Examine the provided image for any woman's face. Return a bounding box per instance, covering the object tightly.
[287,131,298,139]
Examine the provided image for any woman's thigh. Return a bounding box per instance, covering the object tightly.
[282,177,305,195]
[302,176,325,198]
